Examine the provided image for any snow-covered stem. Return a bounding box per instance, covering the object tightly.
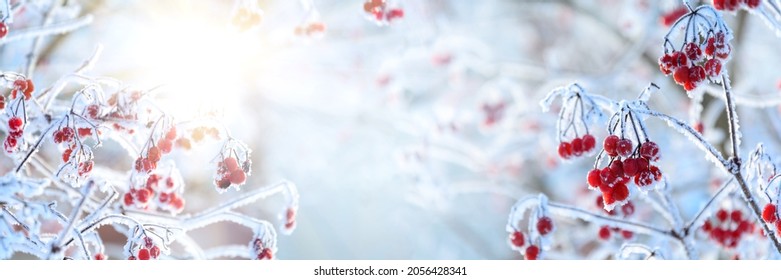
[0,15,93,46]
[721,73,741,168]
[632,108,729,167]
[50,180,94,258]
[618,243,665,260]
[684,178,735,233]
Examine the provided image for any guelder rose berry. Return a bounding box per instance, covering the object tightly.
[536,217,553,235]
[763,204,778,223]
[509,231,525,248]
[525,245,540,260]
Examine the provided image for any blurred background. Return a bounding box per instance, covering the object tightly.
[4,0,781,259]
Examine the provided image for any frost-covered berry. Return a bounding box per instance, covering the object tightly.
[0,22,7,39]
[258,248,273,260]
[136,188,151,204]
[123,193,134,206]
[623,158,639,177]
[150,246,161,259]
[683,42,703,62]
[587,169,602,188]
[582,134,596,152]
[673,65,690,85]
[571,137,584,156]
[763,204,778,223]
[603,135,619,157]
[716,209,728,222]
[94,253,106,260]
[525,245,539,260]
[612,182,629,201]
[731,210,743,222]
[704,59,722,78]
[616,138,633,157]
[609,159,624,178]
[229,169,247,185]
[137,248,150,260]
[536,217,553,235]
[509,231,525,248]
[639,141,660,161]
[557,142,572,159]
[8,117,23,132]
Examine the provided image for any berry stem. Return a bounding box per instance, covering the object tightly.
[684,177,735,233]
[15,121,59,174]
[720,71,781,254]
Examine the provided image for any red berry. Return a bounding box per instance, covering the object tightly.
[660,7,689,27]
[671,51,688,67]
[148,146,161,163]
[683,42,703,62]
[137,248,150,260]
[746,0,760,9]
[536,217,553,235]
[0,22,7,39]
[714,0,726,10]
[730,210,743,222]
[634,170,654,187]
[621,202,635,216]
[258,248,273,260]
[659,53,674,75]
[703,220,713,231]
[23,80,34,100]
[136,188,151,204]
[4,136,17,153]
[557,141,573,159]
[599,167,617,188]
[525,245,540,260]
[229,169,247,185]
[144,236,154,248]
[158,192,170,203]
[224,157,240,172]
[158,139,173,154]
[94,253,106,260]
[215,177,231,189]
[509,231,525,248]
[639,141,660,161]
[587,169,602,188]
[716,209,728,222]
[704,59,722,78]
[603,135,620,157]
[598,226,611,240]
[582,134,596,152]
[623,158,639,177]
[170,195,185,211]
[13,79,27,91]
[621,230,634,239]
[128,256,137,260]
[616,138,633,157]
[78,161,93,176]
[123,193,133,206]
[715,44,731,60]
[150,246,161,259]
[649,165,663,181]
[613,182,629,201]
[602,191,616,206]
[386,8,404,21]
[609,159,624,178]
[8,117,23,132]
[571,137,584,156]
[165,127,177,141]
[673,65,690,85]
[62,148,72,162]
[763,204,778,223]
[705,38,716,56]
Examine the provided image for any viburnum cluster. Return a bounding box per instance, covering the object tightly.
[713,0,761,11]
[363,0,404,25]
[587,107,664,210]
[702,207,759,249]
[659,6,732,91]
[541,84,603,161]
[0,0,299,260]
[507,195,555,260]
[596,198,636,241]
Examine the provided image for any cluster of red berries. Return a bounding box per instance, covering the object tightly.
[363,0,404,24]
[713,0,761,11]
[596,198,636,240]
[232,7,262,31]
[508,216,554,260]
[127,236,162,260]
[4,116,24,154]
[294,22,326,37]
[11,78,34,100]
[123,171,185,213]
[660,7,689,27]
[587,136,663,207]
[659,32,730,91]
[251,238,274,260]
[557,134,596,160]
[702,208,757,248]
[0,22,8,39]
[214,156,248,190]
[134,127,178,173]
